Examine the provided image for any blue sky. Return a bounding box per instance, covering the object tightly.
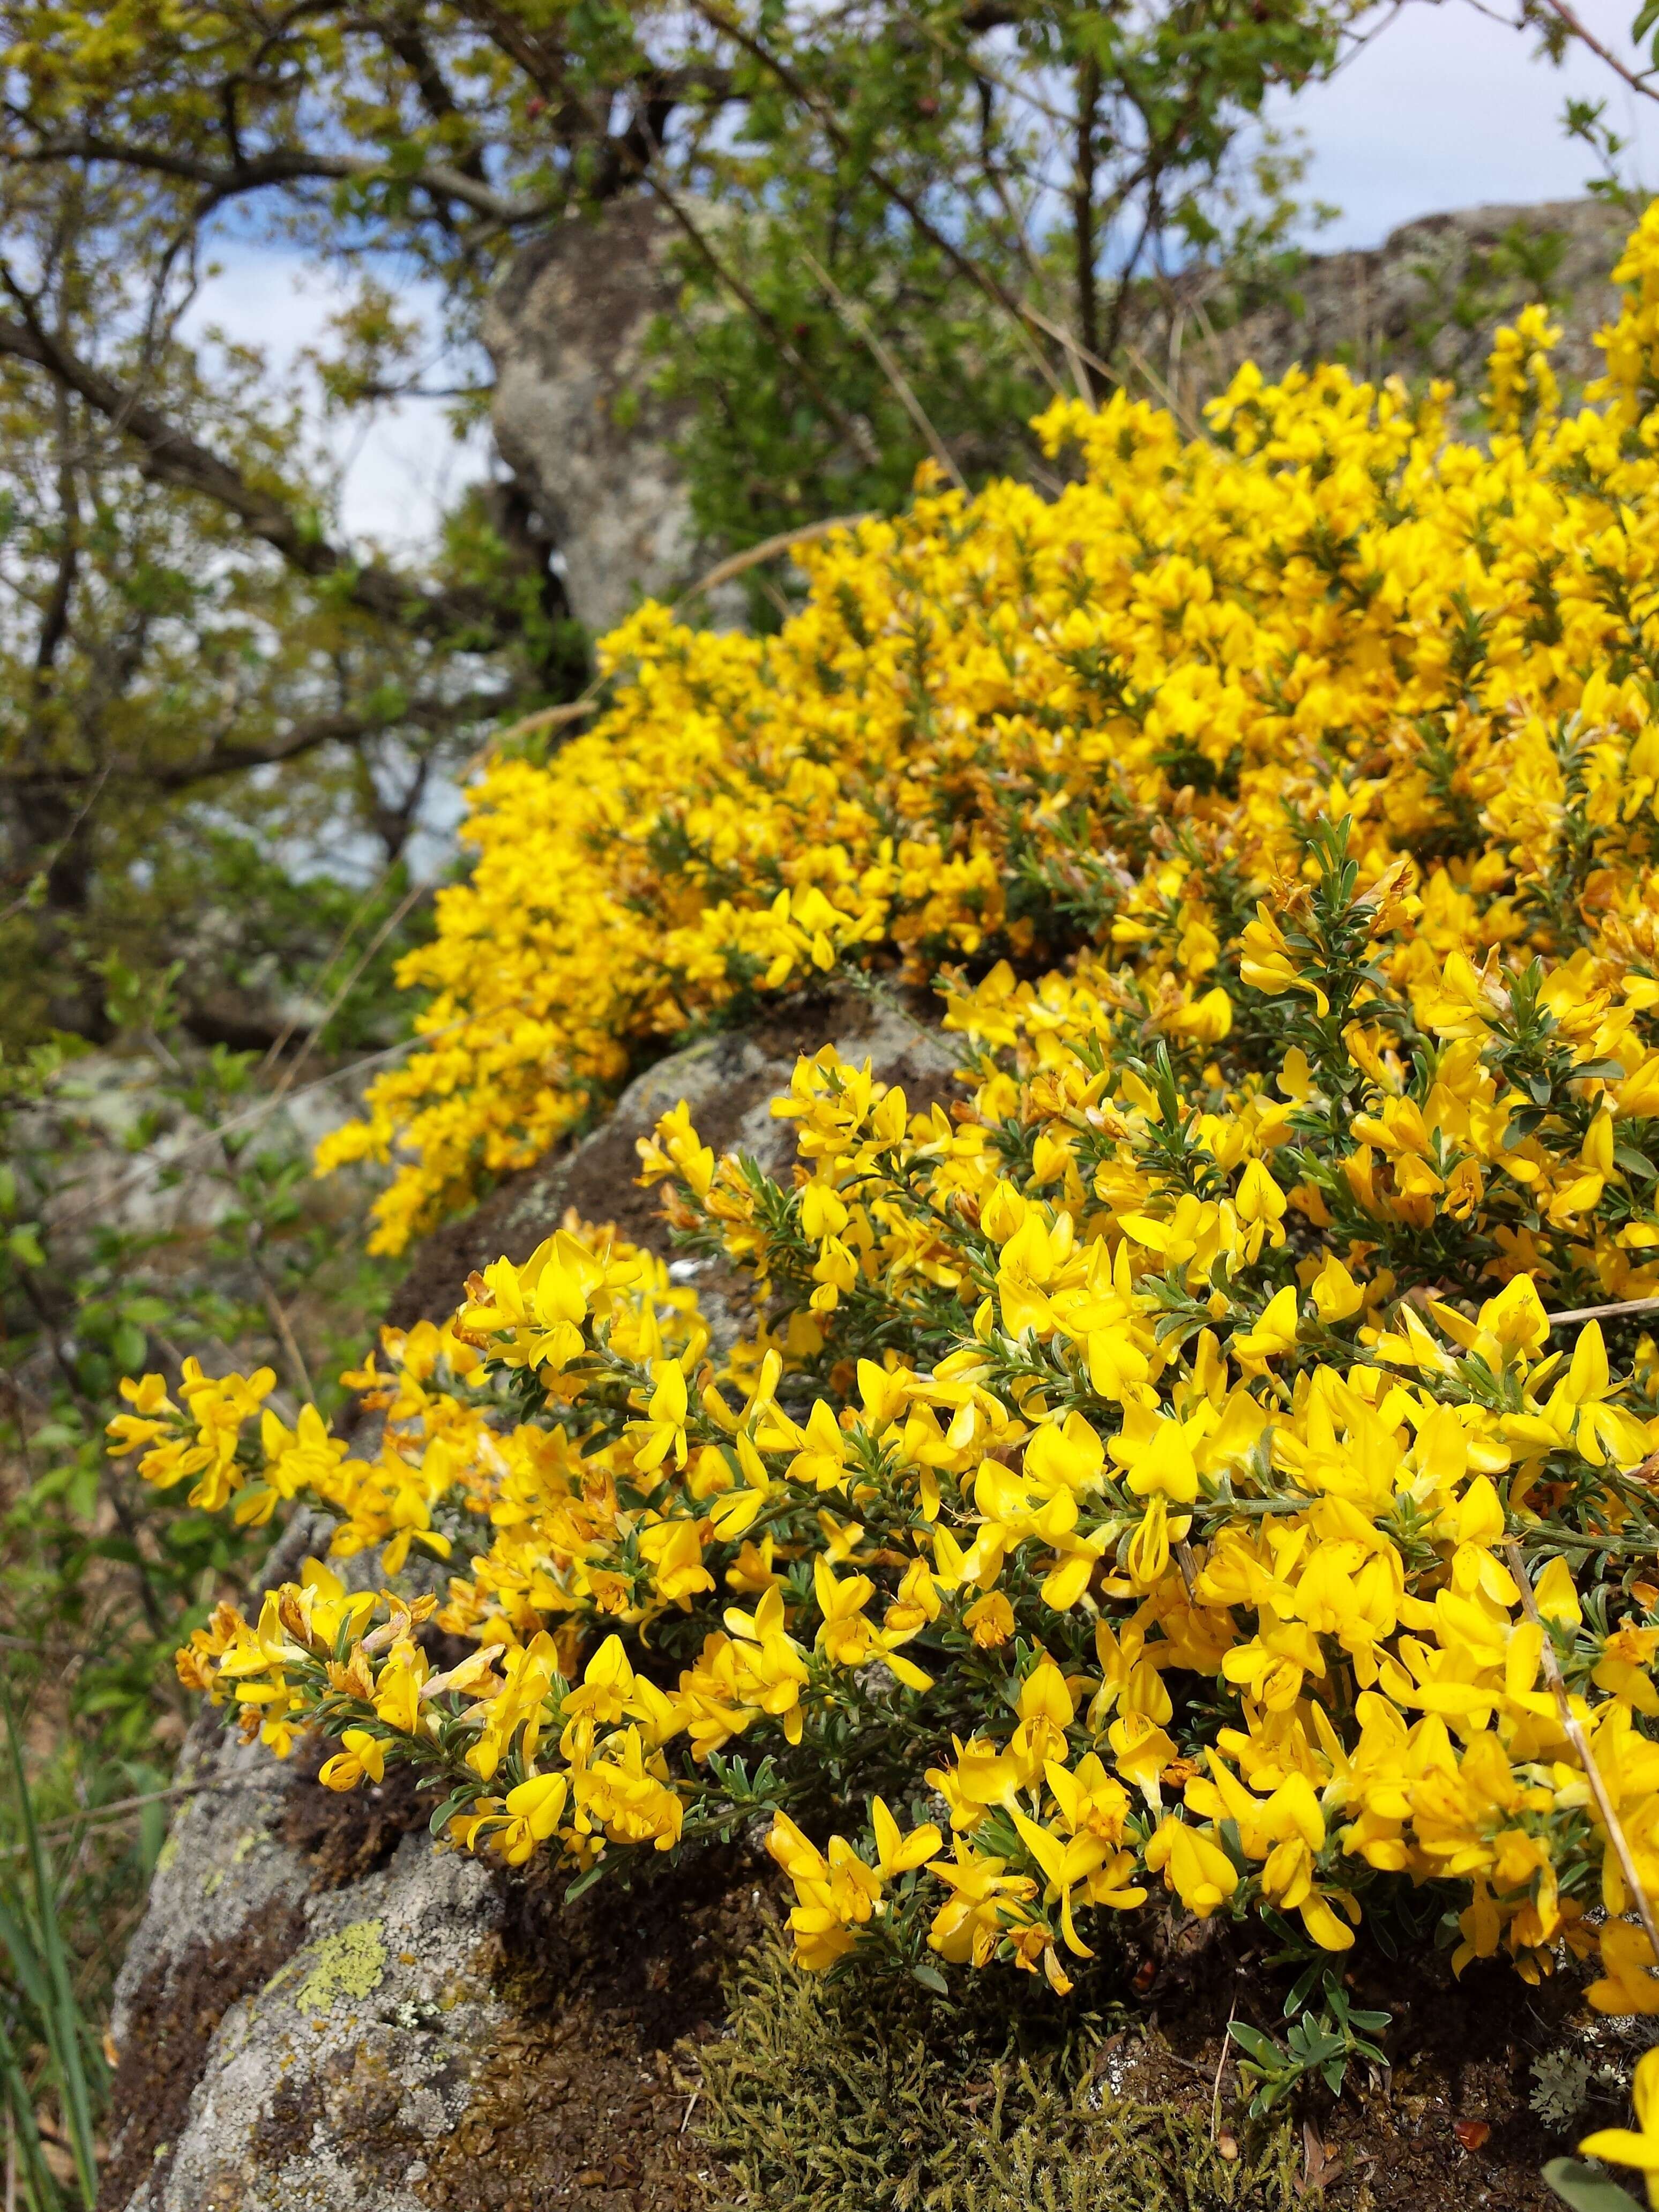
[190,0,1654,550]
[1273,0,1651,246]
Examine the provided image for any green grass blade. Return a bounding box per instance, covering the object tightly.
[0,2003,65,2212]
[0,1889,54,2020]
[1,1694,101,2208]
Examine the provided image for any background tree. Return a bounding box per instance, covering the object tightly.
[0,0,1364,1042]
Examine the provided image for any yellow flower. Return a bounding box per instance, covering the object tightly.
[1581,2047,1659,2202]
[161,227,1659,2005]
[318,1728,386,1792]
[1145,1817,1239,1917]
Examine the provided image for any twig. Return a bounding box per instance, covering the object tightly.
[0,764,111,926]
[1018,298,1210,442]
[1212,1987,1237,2141]
[1545,1294,1659,1328]
[144,1026,318,1402]
[256,856,400,1079]
[250,1246,315,1402]
[800,250,967,491]
[1535,0,1659,104]
[267,875,435,1107]
[484,513,878,756]
[0,1773,285,1855]
[1503,1537,1659,1977]
[686,0,1067,399]
[641,167,881,465]
[680,513,879,603]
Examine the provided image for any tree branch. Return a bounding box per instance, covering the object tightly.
[4,126,557,227]
[0,285,509,640]
[686,0,1065,397]
[1531,0,1659,102]
[150,690,510,789]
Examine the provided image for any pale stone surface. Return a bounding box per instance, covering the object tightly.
[1186,197,1628,405]
[483,197,743,636]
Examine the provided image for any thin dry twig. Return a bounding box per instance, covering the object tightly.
[255,855,400,1080]
[641,166,881,465]
[267,874,435,1109]
[0,1773,284,1856]
[49,1015,472,1232]
[1019,297,1210,442]
[1503,1536,1659,1978]
[686,0,1067,401]
[1545,1294,1659,1328]
[679,512,879,602]
[144,1025,319,1402]
[1210,1987,1237,2141]
[0,764,111,926]
[485,512,878,754]
[799,249,968,492]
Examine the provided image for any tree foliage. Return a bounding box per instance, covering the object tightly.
[0,0,1364,1034]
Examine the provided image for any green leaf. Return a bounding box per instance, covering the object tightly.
[1227,2022,1284,2065]
[111,1318,148,1373]
[2,1690,104,2207]
[427,1788,479,1839]
[0,2005,65,2212]
[8,1222,44,1268]
[1544,2159,1649,2212]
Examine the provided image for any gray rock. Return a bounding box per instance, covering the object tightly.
[1185,196,1630,407]
[384,978,960,1346]
[484,198,742,636]
[102,1643,766,2212]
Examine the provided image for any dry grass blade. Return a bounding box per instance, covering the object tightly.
[1503,1538,1659,1983]
[799,249,967,492]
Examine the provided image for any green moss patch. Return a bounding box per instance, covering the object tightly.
[695,1938,1299,2212]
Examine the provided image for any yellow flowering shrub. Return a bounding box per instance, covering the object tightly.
[111,207,1659,2014]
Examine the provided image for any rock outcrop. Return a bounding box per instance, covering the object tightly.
[100,1633,768,2212]
[101,986,955,2212]
[483,198,731,637]
[1183,197,1627,412]
[483,193,1629,638]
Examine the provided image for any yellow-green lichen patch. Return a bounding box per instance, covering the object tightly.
[293,1919,387,2014]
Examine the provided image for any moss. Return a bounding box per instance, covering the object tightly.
[292,1918,387,2014]
[694,1938,1301,2212]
